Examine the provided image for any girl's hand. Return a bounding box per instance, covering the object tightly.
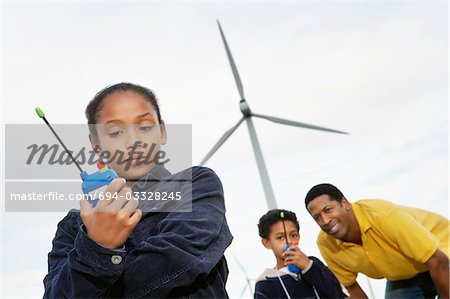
[80,177,142,249]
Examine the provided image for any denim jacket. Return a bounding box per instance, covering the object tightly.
[43,166,233,298]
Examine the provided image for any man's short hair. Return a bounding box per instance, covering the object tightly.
[257,209,299,239]
[305,183,345,208]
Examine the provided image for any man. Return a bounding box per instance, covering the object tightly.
[305,183,449,299]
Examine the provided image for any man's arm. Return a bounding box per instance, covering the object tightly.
[426,248,449,298]
[346,282,368,299]
[317,237,358,296]
[379,208,448,297]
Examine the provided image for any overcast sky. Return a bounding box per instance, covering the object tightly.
[1,1,448,298]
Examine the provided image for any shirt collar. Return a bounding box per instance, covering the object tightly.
[352,202,372,235]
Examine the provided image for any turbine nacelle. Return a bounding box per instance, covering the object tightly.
[239,100,252,117]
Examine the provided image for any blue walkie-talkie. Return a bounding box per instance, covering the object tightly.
[280,211,301,274]
[35,107,117,206]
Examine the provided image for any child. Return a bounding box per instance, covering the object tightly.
[43,83,233,298]
[255,209,346,299]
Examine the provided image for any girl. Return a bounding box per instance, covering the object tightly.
[44,82,233,298]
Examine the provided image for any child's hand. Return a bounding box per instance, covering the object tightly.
[80,177,142,249]
[283,246,311,270]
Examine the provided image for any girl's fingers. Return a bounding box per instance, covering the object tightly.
[80,197,93,212]
[97,178,127,208]
[128,209,142,226]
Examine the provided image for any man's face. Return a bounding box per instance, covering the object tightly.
[262,220,300,261]
[307,194,352,240]
[90,91,166,183]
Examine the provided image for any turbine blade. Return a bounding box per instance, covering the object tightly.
[232,254,254,297]
[232,254,251,277]
[245,118,278,209]
[240,285,248,299]
[253,113,349,134]
[217,20,245,101]
[199,117,245,165]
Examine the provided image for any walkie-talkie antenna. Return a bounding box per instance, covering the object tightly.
[35,107,84,173]
[280,211,289,245]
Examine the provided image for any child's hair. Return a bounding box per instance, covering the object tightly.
[85,82,162,136]
[258,209,299,239]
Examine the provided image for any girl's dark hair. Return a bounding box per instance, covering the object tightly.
[85,82,162,136]
[257,209,300,239]
[304,183,345,208]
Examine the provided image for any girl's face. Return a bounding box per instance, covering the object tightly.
[90,91,166,184]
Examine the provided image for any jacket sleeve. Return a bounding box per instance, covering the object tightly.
[43,211,126,298]
[301,256,347,299]
[122,167,233,298]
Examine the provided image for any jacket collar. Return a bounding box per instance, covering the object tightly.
[132,165,171,192]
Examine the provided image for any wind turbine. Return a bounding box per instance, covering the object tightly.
[231,254,254,299]
[200,20,348,209]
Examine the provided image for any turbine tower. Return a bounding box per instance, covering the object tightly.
[200,20,348,209]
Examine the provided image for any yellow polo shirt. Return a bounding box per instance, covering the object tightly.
[317,199,449,287]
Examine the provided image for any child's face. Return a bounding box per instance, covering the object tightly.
[262,220,300,262]
[90,91,166,183]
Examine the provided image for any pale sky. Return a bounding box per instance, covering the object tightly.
[1,1,448,298]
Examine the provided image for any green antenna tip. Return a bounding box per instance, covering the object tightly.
[280,211,285,219]
[35,107,45,118]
